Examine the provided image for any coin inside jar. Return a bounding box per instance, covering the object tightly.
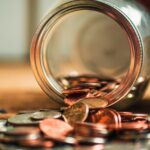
[63,102,89,126]
[79,97,109,109]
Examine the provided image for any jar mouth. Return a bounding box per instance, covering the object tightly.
[30,0,143,106]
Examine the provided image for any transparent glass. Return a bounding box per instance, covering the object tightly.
[31,0,150,107]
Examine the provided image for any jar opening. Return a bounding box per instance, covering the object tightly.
[31,0,143,106]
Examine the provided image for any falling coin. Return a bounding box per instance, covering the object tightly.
[30,110,61,120]
[63,102,89,126]
[79,97,109,109]
[40,119,73,141]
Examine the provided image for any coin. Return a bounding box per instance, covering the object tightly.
[30,110,61,120]
[63,102,89,126]
[75,122,108,144]
[88,109,121,128]
[0,120,7,126]
[19,139,54,148]
[64,92,88,105]
[40,119,73,141]
[121,122,148,131]
[75,122,108,137]
[63,88,90,95]
[8,113,39,125]
[5,127,41,137]
[79,97,109,109]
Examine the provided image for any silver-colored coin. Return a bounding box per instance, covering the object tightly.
[31,110,61,120]
[8,113,39,125]
[0,120,7,126]
[0,126,14,133]
[76,136,106,144]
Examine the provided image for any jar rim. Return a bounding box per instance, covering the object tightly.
[30,0,143,107]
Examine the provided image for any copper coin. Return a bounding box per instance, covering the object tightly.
[75,122,108,137]
[63,102,89,126]
[121,122,148,130]
[79,97,109,109]
[19,139,54,148]
[132,114,148,123]
[40,119,73,140]
[63,88,90,95]
[64,92,88,105]
[88,109,121,128]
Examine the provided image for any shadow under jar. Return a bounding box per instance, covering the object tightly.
[30,0,150,109]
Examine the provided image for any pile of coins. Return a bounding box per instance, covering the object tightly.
[0,75,149,149]
[0,107,149,149]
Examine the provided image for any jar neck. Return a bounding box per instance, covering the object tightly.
[30,0,143,106]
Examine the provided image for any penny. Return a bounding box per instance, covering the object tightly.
[79,97,109,109]
[75,122,108,144]
[70,82,102,89]
[75,122,108,137]
[63,88,90,95]
[63,102,89,126]
[88,109,121,128]
[40,119,73,140]
[121,122,148,130]
[64,92,88,105]
[19,139,54,148]
[8,113,39,125]
[31,110,61,120]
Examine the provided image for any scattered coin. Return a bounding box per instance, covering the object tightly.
[8,113,39,125]
[19,139,54,148]
[40,119,73,141]
[30,110,61,120]
[63,102,89,126]
[88,109,121,128]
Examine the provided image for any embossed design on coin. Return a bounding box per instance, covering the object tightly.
[63,102,89,126]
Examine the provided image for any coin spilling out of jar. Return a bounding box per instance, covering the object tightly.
[0,106,149,149]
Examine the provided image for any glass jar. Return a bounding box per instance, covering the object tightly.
[30,0,150,108]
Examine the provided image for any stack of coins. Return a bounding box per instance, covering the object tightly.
[0,75,149,149]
